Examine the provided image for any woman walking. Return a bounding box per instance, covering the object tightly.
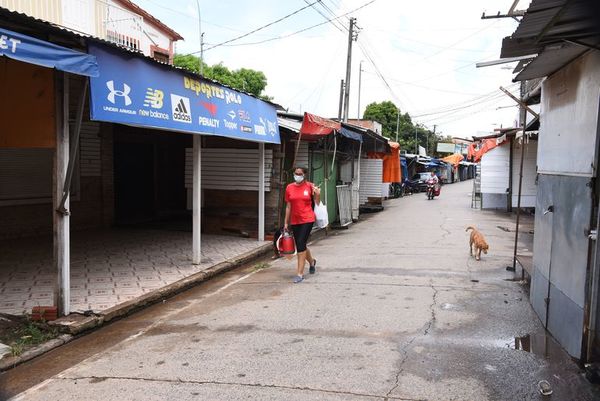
[284,166,320,283]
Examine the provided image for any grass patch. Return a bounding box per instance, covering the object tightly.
[0,315,59,357]
[253,262,271,271]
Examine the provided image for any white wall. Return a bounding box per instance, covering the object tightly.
[538,51,600,176]
[480,144,510,194]
[511,139,537,208]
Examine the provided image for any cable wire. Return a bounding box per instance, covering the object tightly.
[188,0,321,54]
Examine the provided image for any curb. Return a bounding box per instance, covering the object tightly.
[0,334,73,372]
[0,243,272,372]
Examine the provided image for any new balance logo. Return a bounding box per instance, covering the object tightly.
[170,94,192,123]
[106,80,132,106]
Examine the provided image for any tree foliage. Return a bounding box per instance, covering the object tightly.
[363,101,443,156]
[173,54,270,100]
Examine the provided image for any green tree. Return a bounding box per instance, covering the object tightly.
[362,100,443,155]
[173,54,270,100]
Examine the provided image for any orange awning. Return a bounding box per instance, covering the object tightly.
[368,141,401,183]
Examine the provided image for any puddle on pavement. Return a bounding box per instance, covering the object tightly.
[502,333,567,362]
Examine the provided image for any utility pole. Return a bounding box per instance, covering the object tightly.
[357,60,363,120]
[414,124,418,154]
[337,79,345,120]
[395,110,400,142]
[343,17,358,122]
[200,33,204,75]
[431,124,437,155]
[196,0,203,75]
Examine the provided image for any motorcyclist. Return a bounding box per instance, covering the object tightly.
[427,171,439,186]
[426,171,440,195]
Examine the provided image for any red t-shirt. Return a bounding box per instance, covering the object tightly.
[285,181,316,225]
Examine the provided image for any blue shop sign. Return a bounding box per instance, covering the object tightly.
[0,27,98,76]
[88,44,280,144]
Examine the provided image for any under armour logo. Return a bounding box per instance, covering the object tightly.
[106,80,132,106]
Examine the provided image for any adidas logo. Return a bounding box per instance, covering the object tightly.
[170,94,192,123]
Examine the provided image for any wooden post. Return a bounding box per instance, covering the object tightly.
[258,143,265,241]
[53,72,70,316]
[192,135,202,264]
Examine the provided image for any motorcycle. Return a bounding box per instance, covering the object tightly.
[400,178,420,196]
[426,179,441,200]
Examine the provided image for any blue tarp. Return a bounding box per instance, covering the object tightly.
[88,43,280,144]
[0,27,98,76]
[340,127,363,142]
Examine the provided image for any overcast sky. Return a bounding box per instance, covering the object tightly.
[134,0,530,139]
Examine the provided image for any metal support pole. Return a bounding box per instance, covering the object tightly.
[342,18,356,123]
[54,72,70,316]
[258,143,265,241]
[512,81,527,273]
[192,135,202,264]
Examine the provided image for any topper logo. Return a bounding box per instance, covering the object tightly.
[106,80,132,106]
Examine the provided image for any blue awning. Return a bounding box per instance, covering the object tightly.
[88,43,280,144]
[0,27,99,77]
[340,127,363,142]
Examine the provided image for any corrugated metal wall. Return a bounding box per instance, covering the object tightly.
[0,0,62,24]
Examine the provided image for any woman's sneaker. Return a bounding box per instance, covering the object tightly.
[309,259,317,274]
[293,275,304,283]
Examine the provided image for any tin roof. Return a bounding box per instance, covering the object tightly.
[499,0,600,80]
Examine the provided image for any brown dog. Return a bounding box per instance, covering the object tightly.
[466,226,489,260]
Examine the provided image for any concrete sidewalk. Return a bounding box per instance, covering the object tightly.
[5,181,599,401]
[0,230,269,315]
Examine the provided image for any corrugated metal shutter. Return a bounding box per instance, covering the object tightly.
[359,158,383,204]
[512,140,537,207]
[0,148,53,203]
[293,141,309,169]
[480,145,509,194]
[185,148,273,191]
[79,121,101,177]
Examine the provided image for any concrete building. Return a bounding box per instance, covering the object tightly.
[495,0,600,362]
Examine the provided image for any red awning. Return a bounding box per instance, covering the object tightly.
[299,112,341,141]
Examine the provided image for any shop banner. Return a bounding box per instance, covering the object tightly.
[0,27,98,76]
[89,44,280,144]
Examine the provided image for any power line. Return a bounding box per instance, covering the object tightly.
[189,0,321,54]
[211,0,377,49]
[303,0,346,33]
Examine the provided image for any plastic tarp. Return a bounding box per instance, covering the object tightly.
[340,126,363,142]
[474,137,508,162]
[441,153,464,167]
[0,27,99,77]
[368,141,401,183]
[299,112,341,141]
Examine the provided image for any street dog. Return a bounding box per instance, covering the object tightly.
[466,226,489,260]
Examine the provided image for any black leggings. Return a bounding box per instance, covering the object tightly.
[291,222,313,252]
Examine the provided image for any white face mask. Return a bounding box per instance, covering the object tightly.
[293,174,304,183]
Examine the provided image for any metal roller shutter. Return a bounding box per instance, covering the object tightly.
[359,158,383,205]
[185,148,273,191]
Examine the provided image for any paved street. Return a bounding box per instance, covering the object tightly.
[4,181,599,400]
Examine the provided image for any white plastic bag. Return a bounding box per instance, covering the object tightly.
[314,202,329,228]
